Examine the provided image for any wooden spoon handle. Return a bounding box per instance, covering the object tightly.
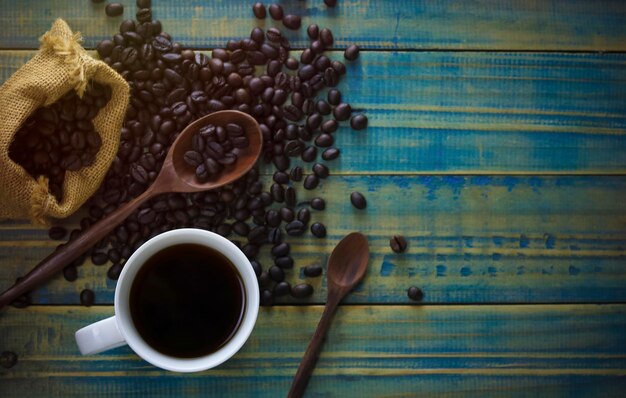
[287,294,341,398]
[0,187,157,310]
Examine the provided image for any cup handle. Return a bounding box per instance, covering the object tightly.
[75,316,126,355]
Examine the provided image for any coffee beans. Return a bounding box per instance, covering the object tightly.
[390,235,408,253]
[105,3,124,17]
[291,283,314,298]
[8,82,109,201]
[407,286,424,301]
[80,289,95,306]
[324,0,338,7]
[182,123,248,182]
[269,4,284,20]
[344,44,360,61]
[253,2,267,19]
[350,114,368,130]
[55,1,370,308]
[310,222,327,238]
[63,265,78,282]
[283,14,302,30]
[303,264,323,277]
[0,351,18,369]
[350,192,367,209]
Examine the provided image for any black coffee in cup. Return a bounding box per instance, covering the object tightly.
[129,243,246,358]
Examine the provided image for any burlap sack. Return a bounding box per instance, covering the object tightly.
[0,19,129,225]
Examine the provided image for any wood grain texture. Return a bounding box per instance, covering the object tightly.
[2,50,626,174]
[1,176,625,305]
[1,0,626,51]
[1,305,625,397]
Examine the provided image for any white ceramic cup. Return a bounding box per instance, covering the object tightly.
[75,228,260,373]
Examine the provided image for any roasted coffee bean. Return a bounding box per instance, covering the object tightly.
[269,265,285,282]
[344,44,360,61]
[322,147,340,161]
[274,281,291,297]
[289,166,303,181]
[350,191,367,209]
[0,351,18,369]
[137,207,156,224]
[136,8,152,23]
[307,24,319,39]
[298,64,317,81]
[80,289,95,306]
[324,67,339,87]
[300,48,315,64]
[301,146,318,162]
[261,289,273,306]
[271,183,285,202]
[273,154,290,171]
[48,226,67,240]
[273,171,290,184]
[63,265,78,282]
[265,210,281,227]
[105,3,124,17]
[321,119,338,133]
[107,263,124,280]
[250,260,263,277]
[266,27,282,42]
[311,197,326,210]
[285,57,299,70]
[285,186,296,207]
[327,88,341,105]
[320,28,334,47]
[350,114,368,130]
[243,243,260,259]
[312,163,329,179]
[304,264,323,277]
[130,163,149,184]
[390,235,408,253]
[274,256,294,269]
[91,251,109,266]
[137,0,151,8]
[280,207,295,222]
[258,271,271,287]
[324,0,337,7]
[253,2,267,19]
[233,221,250,237]
[286,220,306,236]
[291,283,313,298]
[303,174,319,190]
[271,242,290,257]
[333,103,352,121]
[310,222,327,238]
[314,133,334,147]
[407,286,424,301]
[268,4,284,20]
[310,40,325,54]
[283,14,301,30]
[283,104,303,121]
[297,208,311,224]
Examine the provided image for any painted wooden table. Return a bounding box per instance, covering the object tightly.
[1,1,626,396]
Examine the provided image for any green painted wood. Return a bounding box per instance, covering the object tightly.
[1,175,625,305]
[2,50,626,174]
[1,305,625,397]
[1,0,626,51]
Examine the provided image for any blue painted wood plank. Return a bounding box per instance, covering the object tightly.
[1,176,625,305]
[2,50,626,174]
[1,0,626,51]
[1,305,625,397]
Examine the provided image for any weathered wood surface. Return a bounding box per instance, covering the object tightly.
[1,50,626,174]
[1,305,626,397]
[1,0,626,51]
[0,175,625,305]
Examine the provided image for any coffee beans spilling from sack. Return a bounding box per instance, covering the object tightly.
[8,83,111,201]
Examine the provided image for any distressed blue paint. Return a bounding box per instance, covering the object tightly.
[545,234,557,249]
[380,261,395,276]
[569,266,581,276]
[492,253,502,261]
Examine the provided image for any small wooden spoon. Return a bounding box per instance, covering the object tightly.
[287,232,370,398]
[0,110,263,310]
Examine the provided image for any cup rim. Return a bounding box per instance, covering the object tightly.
[114,228,260,372]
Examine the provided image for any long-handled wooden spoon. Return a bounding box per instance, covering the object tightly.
[287,232,370,398]
[0,110,263,310]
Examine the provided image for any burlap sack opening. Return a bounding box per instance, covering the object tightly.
[0,19,129,225]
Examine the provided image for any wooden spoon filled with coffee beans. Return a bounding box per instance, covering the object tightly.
[0,110,262,310]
